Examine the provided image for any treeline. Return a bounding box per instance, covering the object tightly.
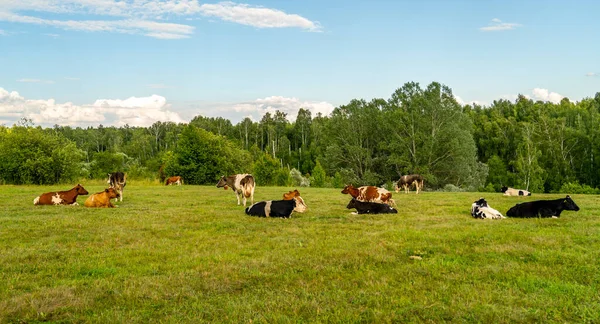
[1,81,599,193]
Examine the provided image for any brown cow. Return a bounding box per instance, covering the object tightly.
[216,174,255,207]
[33,184,89,206]
[165,176,183,186]
[395,174,424,194]
[282,189,307,212]
[84,188,120,208]
[341,184,395,206]
[283,189,301,200]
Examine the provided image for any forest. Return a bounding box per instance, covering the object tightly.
[1,81,599,194]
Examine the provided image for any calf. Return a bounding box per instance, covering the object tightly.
[165,176,183,186]
[471,198,505,219]
[341,184,395,206]
[506,195,580,218]
[33,184,89,206]
[282,189,308,213]
[84,188,120,208]
[283,189,301,200]
[395,174,424,194]
[216,174,255,207]
[346,198,398,214]
[501,186,531,196]
[108,172,127,202]
[245,198,305,218]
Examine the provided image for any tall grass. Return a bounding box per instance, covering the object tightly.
[1,185,599,323]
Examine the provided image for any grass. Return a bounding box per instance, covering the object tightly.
[1,182,599,323]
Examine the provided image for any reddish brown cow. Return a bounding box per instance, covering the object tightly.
[341,184,395,206]
[282,189,307,212]
[84,188,120,208]
[282,189,301,200]
[165,176,183,186]
[33,184,89,206]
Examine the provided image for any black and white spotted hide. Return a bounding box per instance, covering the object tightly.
[245,199,297,218]
[471,198,505,219]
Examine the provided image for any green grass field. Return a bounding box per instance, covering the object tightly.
[1,183,599,323]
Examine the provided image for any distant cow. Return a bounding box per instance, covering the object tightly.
[346,198,398,214]
[33,184,89,206]
[216,174,256,207]
[341,184,395,206]
[245,198,306,218]
[107,172,126,202]
[165,176,183,186]
[501,186,531,197]
[506,195,580,218]
[282,189,307,213]
[471,198,505,219]
[395,174,424,194]
[84,188,120,208]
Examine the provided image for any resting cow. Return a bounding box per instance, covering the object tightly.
[282,189,307,212]
[107,172,127,202]
[395,174,424,194]
[506,195,580,218]
[33,184,89,206]
[165,176,183,186]
[216,174,255,207]
[341,184,395,206]
[346,198,398,214]
[84,188,120,208]
[501,186,531,197]
[471,198,505,219]
[245,198,306,218]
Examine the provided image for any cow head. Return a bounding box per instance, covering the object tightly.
[563,195,580,211]
[75,184,89,195]
[500,186,508,193]
[346,198,358,209]
[474,197,488,207]
[105,188,120,199]
[341,184,355,194]
[216,176,227,188]
[293,196,307,213]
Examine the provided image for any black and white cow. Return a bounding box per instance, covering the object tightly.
[346,198,398,214]
[501,186,531,196]
[506,195,580,218]
[470,197,505,219]
[245,197,306,218]
[107,172,126,202]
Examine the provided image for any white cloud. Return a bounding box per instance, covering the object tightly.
[43,33,60,37]
[17,78,55,84]
[0,1,321,39]
[586,72,599,77]
[531,88,564,103]
[454,95,487,106]
[0,29,6,36]
[0,87,184,127]
[229,96,334,121]
[480,18,521,31]
[64,77,80,80]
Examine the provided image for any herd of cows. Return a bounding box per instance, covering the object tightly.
[31,172,581,219]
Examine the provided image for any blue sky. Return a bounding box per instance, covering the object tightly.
[1,0,599,127]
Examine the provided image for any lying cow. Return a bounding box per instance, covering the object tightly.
[283,189,300,200]
[471,197,505,219]
[346,198,398,214]
[501,186,531,196]
[33,184,89,206]
[108,172,127,202]
[395,174,424,194]
[216,173,255,207]
[165,176,183,186]
[84,188,120,208]
[341,184,395,206]
[282,189,307,212]
[245,197,307,218]
[506,195,580,218]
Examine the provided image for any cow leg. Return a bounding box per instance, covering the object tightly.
[236,192,241,205]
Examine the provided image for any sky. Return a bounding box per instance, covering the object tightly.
[1,0,599,127]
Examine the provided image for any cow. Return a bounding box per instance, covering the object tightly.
[107,172,127,202]
[341,184,395,206]
[346,198,398,214]
[471,197,505,219]
[216,174,256,207]
[506,195,580,218]
[165,176,183,186]
[395,174,424,194]
[501,186,531,197]
[33,184,89,206]
[84,188,120,208]
[245,197,306,218]
[282,190,308,213]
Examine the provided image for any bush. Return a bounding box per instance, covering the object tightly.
[559,182,600,195]
[311,161,326,188]
[290,168,310,187]
[439,184,465,192]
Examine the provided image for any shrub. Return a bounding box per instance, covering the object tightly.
[290,168,310,187]
[559,182,600,195]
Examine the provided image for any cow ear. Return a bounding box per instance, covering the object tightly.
[566,195,571,199]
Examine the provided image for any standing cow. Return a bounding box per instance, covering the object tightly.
[341,184,395,206]
[395,174,424,194]
[216,174,256,207]
[33,184,89,206]
[107,172,126,202]
[165,176,183,186]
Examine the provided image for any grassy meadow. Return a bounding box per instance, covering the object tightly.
[1,182,599,323]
